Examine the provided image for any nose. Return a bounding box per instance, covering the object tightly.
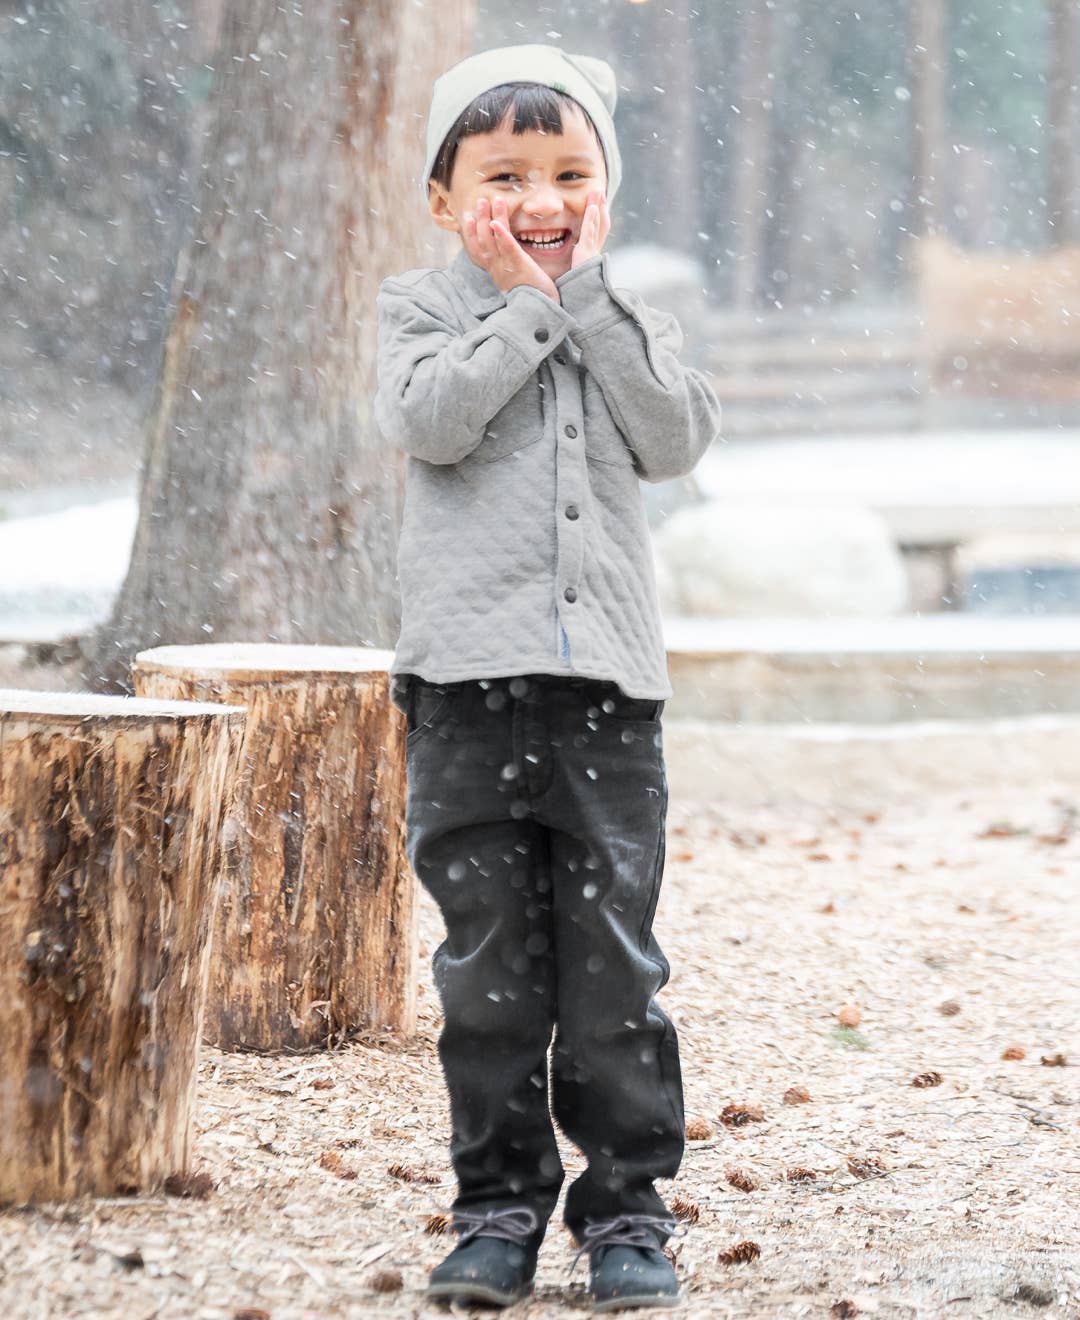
[522,180,563,219]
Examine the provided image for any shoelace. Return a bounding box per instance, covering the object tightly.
[568,1213,682,1277]
[451,1206,540,1248]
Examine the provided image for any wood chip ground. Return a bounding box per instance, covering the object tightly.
[1,678,1077,1316]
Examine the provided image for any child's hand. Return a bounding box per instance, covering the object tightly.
[570,190,611,269]
[463,197,560,302]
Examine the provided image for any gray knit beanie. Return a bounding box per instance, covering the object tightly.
[421,44,621,205]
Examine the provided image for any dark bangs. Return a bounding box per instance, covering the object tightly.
[430,82,605,189]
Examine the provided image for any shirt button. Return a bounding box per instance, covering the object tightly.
[565,505,579,520]
[564,424,578,438]
[534,328,549,342]
[564,587,577,603]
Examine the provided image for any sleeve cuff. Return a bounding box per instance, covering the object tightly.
[487,284,578,359]
[554,253,628,335]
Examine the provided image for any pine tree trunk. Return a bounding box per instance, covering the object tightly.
[1048,0,1079,245]
[907,0,946,242]
[80,0,474,692]
[731,0,774,310]
[0,690,245,1202]
[132,643,413,1051]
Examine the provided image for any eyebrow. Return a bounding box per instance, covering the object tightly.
[476,154,598,168]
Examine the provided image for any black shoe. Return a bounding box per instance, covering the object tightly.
[426,1207,540,1307]
[575,1214,681,1312]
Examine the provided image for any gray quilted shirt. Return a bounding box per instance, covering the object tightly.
[374,245,721,714]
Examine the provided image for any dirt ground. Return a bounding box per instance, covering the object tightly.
[1,655,1079,1318]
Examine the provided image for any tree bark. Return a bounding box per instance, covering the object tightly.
[131,643,414,1051]
[1047,0,1079,245]
[731,0,774,310]
[906,0,947,243]
[0,690,245,1202]
[80,0,474,692]
[657,0,700,257]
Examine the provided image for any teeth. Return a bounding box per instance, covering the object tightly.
[518,231,567,249]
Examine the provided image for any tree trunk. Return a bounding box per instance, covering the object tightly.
[0,690,245,1202]
[79,0,474,692]
[731,0,774,310]
[906,0,947,243]
[658,0,700,257]
[1047,0,1079,245]
[131,643,414,1051]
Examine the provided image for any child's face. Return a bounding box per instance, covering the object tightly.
[429,101,608,280]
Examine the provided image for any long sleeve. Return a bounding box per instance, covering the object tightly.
[554,254,722,483]
[374,275,578,464]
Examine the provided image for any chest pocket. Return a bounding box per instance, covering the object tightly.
[470,381,544,464]
[582,376,634,468]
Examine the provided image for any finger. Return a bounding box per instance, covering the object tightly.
[492,219,525,272]
[476,197,495,258]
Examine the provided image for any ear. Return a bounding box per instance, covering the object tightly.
[428,179,460,233]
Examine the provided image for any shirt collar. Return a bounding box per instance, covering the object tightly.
[447,246,507,315]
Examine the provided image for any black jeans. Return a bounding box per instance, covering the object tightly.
[403,672,684,1247]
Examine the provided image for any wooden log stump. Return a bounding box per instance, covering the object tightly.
[0,690,246,1203]
[131,644,414,1051]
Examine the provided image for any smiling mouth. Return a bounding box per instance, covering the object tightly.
[515,228,572,252]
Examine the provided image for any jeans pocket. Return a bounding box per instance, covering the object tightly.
[406,679,459,743]
[602,690,664,723]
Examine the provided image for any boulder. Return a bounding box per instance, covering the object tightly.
[606,243,709,359]
[654,501,909,617]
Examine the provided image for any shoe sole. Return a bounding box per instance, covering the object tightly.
[592,1293,680,1313]
[425,1280,534,1307]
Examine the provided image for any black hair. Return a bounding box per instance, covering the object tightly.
[429,81,607,192]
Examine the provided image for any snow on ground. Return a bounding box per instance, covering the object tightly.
[0,496,137,638]
[4,430,1080,642]
[697,430,1080,544]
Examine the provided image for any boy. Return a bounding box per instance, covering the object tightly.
[374,44,721,1312]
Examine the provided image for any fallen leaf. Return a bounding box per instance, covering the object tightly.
[388,1162,439,1185]
[320,1150,358,1181]
[831,1025,871,1050]
[371,1268,403,1293]
[164,1171,215,1200]
[847,1155,888,1179]
[977,821,1030,838]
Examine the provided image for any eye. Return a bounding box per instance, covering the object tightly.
[490,173,518,182]
[560,172,586,181]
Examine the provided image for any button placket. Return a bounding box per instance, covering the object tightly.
[551,346,587,656]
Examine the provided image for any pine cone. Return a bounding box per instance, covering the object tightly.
[718,1239,760,1265]
[720,1102,765,1127]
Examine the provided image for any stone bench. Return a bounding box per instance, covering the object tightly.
[662,615,1080,723]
